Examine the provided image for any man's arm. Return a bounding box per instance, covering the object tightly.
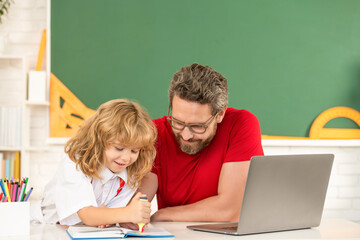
[151,161,250,222]
[138,172,158,202]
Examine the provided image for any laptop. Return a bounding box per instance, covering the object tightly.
[187,154,334,236]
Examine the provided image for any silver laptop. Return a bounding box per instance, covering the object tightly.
[187,154,334,235]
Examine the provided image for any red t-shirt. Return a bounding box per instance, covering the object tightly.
[152,108,264,209]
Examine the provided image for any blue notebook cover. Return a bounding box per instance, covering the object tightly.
[66,225,174,239]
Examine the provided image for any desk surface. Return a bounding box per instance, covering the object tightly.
[1,218,360,240]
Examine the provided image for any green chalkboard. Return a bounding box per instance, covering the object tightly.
[51,0,360,137]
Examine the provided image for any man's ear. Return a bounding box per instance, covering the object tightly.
[216,107,227,123]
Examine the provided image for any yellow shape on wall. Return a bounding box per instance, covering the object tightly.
[261,106,360,140]
[309,106,360,139]
[50,73,95,138]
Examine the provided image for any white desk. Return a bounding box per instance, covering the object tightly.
[1,219,360,240]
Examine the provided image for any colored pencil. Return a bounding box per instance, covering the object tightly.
[24,187,33,202]
[0,179,6,196]
[15,182,19,202]
[11,182,16,202]
[6,179,10,191]
[20,177,28,201]
[17,183,24,202]
[3,180,11,202]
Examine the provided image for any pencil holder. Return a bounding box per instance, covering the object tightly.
[0,202,30,236]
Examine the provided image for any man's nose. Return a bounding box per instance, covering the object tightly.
[180,126,194,141]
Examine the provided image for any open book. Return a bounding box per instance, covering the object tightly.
[66,225,174,239]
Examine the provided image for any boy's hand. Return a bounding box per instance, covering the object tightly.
[126,192,151,224]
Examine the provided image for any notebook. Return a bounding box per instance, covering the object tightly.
[187,154,334,236]
[66,225,174,239]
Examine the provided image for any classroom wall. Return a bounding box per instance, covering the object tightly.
[51,0,360,138]
[0,0,47,67]
[0,0,359,223]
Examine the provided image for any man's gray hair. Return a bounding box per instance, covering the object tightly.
[169,63,228,115]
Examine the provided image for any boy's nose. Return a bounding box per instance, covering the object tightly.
[121,150,131,162]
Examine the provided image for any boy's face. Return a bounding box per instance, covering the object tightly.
[104,142,140,173]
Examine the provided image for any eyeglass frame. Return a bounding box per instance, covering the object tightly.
[166,105,219,134]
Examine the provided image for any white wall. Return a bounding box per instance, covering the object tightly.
[0,0,47,68]
[263,140,360,223]
[0,0,49,198]
[1,0,359,223]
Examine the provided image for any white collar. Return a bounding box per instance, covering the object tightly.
[98,167,128,185]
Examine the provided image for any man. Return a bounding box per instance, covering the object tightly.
[140,63,264,222]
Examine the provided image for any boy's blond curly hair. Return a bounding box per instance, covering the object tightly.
[65,99,157,189]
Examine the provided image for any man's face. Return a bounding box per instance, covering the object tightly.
[170,95,224,154]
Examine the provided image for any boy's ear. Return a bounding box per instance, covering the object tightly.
[216,107,227,123]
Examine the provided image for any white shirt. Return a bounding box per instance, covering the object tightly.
[41,155,135,225]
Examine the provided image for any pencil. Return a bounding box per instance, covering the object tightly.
[3,179,11,202]
[6,179,10,191]
[10,177,14,192]
[15,182,19,202]
[17,183,24,202]
[0,179,6,196]
[20,177,28,202]
[11,182,16,202]
[9,181,12,196]
[20,178,24,189]
[24,187,33,202]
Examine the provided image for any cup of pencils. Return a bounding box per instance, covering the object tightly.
[0,177,33,202]
[0,177,32,236]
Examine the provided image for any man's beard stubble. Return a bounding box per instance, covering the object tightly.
[174,124,217,155]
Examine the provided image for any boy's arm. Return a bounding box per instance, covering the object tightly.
[150,161,249,222]
[77,192,150,226]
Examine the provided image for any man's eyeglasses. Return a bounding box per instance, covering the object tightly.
[166,105,218,134]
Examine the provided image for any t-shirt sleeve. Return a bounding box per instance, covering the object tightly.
[55,159,98,225]
[224,110,264,163]
[151,118,163,175]
[151,140,159,175]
